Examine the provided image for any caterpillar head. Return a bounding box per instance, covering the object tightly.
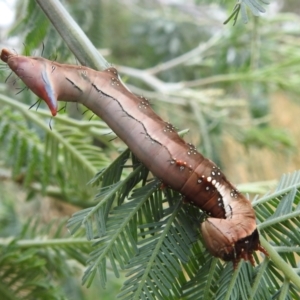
[201,217,268,268]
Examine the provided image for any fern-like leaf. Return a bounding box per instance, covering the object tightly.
[64,138,300,299]
[0,217,91,300]
[224,0,269,25]
[0,95,114,205]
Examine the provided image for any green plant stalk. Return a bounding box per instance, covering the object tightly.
[203,258,218,299]
[189,100,212,157]
[259,236,300,290]
[278,278,289,300]
[248,258,269,300]
[253,184,300,206]
[273,246,300,253]
[184,69,300,88]
[258,210,300,230]
[223,262,242,300]
[29,182,94,208]
[0,237,89,247]
[36,0,109,70]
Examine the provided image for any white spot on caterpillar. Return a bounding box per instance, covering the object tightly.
[106,68,118,76]
[139,96,149,103]
[81,70,88,79]
[138,99,149,110]
[111,77,120,86]
[212,179,216,185]
[207,176,212,182]
[164,122,176,133]
[187,143,197,154]
[214,183,234,218]
[225,205,233,218]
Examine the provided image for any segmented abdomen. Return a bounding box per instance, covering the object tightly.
[1,49,267,266]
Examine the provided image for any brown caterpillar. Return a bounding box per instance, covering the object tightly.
[0,48,268,267]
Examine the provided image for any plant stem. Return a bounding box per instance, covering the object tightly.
[0,237,89,247]
[260,235,300,290]
[36,0,109,70]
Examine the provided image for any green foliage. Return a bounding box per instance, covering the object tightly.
[66,163,300,299]
[0,215,89,300]
[238,127,295,150]
[9,0,74,59]
[1,0,300,299]
[0,95,113,205]
[224,0,269,25]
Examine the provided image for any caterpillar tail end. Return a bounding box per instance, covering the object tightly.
[1,48,10,62]
[40,70,58,116]
[0,48,58,116]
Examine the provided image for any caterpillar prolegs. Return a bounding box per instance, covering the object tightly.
[0,48,268,267]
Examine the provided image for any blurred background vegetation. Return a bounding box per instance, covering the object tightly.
[0,0,300,299]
